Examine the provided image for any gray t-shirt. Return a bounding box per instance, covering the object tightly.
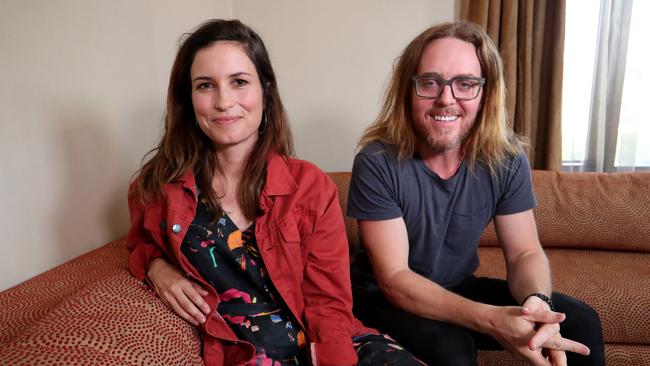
[347,141,536,294]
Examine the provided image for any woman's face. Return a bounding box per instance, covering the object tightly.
[190,41,264,152]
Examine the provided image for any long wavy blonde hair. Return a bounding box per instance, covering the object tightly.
[359,21,524,173]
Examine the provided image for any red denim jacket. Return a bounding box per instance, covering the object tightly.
[126,152,370,365]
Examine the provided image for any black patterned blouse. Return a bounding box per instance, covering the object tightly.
[182,194,307,365]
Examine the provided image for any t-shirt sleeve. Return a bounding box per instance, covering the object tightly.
[494,151,537,215]
[346,148,403,221]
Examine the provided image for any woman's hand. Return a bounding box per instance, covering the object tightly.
[147,257,211,326]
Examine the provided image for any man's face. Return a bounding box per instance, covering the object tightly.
[411,37,483,153]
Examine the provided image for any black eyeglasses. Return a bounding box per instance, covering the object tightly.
[411,75,486,101]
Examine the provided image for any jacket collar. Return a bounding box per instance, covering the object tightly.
[260,151,297,212]
[263,151,298,196]
[177,169,197,193]
[173,151,297,210]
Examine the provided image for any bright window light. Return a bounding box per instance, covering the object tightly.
[561,2,599,166]
[615,1,650,168]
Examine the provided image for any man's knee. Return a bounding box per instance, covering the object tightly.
[553,293,605,365]
[354,293,480,365]
[553,293,603,336]
[415,324,477,366]
[378,318,476,366]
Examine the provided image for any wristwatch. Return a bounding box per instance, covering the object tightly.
[523,293,554,311]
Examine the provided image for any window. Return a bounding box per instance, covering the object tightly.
[615,1,650,168]
[562,0,649,172]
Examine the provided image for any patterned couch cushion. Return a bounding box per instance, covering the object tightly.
[480,171,650,252]
[0,238,202,365]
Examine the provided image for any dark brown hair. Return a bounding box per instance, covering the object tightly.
[134,19,293,218]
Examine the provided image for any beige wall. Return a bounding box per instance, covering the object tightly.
[235,0,455,171]
[0,0,232,290]
[0,0,454,291]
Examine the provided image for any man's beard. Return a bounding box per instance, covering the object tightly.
[424,125,472,152]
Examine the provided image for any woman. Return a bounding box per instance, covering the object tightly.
[126,19,422,365]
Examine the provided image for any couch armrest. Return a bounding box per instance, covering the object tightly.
[0,237,203,365]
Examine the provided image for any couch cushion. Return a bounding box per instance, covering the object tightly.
[476,247,650,345]
[0,238,128,345]
[477,344,650,366]
[480,171,650,252]
[0,238,203,365]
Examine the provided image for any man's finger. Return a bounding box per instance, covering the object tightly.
[529,323,558,350]
[548,349,567,366]
[526,350,552,366]
[522,308,565,324]
[543,336,590,355]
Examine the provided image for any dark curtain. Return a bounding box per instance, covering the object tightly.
[460,0,565,171]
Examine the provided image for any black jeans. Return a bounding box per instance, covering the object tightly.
[353,277,605,366]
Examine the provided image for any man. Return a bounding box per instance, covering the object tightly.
[347,22,604,366]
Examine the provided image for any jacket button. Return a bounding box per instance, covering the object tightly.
[159,221,167,230]
[172,224,182,233]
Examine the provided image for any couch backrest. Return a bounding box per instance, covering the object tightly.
[328,172,361,254]
[328,171,650,253]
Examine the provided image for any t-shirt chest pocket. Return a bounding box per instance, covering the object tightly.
[446,204,489,250]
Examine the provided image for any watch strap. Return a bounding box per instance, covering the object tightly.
[522,293,554,311]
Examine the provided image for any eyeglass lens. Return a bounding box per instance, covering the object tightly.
[415,78,482,100]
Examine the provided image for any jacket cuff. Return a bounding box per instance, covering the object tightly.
[309,341,357,366]
[127,243,163,281]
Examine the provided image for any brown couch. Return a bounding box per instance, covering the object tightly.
[1,170,648,365]
[329,170,650,366]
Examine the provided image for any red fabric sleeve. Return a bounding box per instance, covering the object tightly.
[301,176,358,366]
[125,181,164,282]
